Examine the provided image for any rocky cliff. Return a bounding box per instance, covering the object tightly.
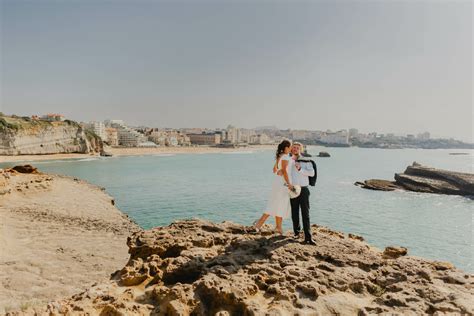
[356,162,474,197]
[12,219,473,315]
[0,115,102,155]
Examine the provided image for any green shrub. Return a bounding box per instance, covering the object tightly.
[64,119,79,127]
[0,117,20,131]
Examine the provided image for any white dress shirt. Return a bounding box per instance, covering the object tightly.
[290,156,315,187]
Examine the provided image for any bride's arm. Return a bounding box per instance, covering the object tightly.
[273,160,279,173]
[281,160,292,188]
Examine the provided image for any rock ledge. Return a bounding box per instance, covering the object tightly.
[14,219,474,315]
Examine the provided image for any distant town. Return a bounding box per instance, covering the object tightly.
[13,113,474,149]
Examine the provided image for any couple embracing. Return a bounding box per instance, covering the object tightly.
[253,140,316,245]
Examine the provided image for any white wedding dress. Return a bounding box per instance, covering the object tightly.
[263,155,292,219]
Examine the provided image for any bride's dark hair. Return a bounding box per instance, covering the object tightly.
[276,140,291,160]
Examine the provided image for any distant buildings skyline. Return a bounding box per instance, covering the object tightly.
[2,111,471,150]
[1,110,467,144]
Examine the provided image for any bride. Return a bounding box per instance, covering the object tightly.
[253,140,294,235]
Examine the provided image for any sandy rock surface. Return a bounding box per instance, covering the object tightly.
[0,168,139,313]
[12,219,473,315]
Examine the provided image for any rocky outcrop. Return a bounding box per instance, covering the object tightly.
[318,151,331,157]
[0,115,102,155]
[355,179,401,191]
[356,162,474,196]
[10,165,38,174]
[14,219,474,315]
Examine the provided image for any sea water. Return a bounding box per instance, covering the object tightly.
[2,146,472,272]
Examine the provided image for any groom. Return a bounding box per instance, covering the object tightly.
[290,142,316,245]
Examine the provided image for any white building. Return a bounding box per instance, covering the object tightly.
[226,125,240,143]
[320,130,349,145]
[239,129,255,143]
[250,133,271,144]
[117,126,147,147]
[88,121,106,140]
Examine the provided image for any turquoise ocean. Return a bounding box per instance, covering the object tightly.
[2,146,472,272]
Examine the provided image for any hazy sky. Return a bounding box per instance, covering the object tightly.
[1,0,472,141]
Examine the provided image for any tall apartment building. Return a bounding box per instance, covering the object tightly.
[226,125,240,143]
[88,121,107,140]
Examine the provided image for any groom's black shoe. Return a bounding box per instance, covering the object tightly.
[303,239,316,245]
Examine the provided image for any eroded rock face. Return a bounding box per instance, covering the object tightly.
[18,219,474,315]
[0,117,102,155]
[356,163,474,196]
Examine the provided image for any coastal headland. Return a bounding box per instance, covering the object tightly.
[1,167,473,315]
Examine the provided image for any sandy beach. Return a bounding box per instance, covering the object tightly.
[0,168,139,313]
[0,145,274,164]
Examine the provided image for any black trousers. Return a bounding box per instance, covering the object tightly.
[290,186,312,241]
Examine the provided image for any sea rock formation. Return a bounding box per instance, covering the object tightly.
[11,219,474,315]
[356,162,474,196]
[0,115,102,155]
[317,151,331,157]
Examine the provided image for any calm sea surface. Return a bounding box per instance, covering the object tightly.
[2,146,473,272]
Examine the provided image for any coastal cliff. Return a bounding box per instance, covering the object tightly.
[2,167,473,315]
[0,115,102,155]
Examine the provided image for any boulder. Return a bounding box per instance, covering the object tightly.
[10,165,39,174]
[383,246,408,259]
[318,151,331,157]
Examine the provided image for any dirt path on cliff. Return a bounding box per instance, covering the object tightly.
[0,171,139,313]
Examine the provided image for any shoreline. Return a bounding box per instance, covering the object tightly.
[0,145,275,164]
[1,145,472,164]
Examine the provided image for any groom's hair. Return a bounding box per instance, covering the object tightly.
[292,142,303,147]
